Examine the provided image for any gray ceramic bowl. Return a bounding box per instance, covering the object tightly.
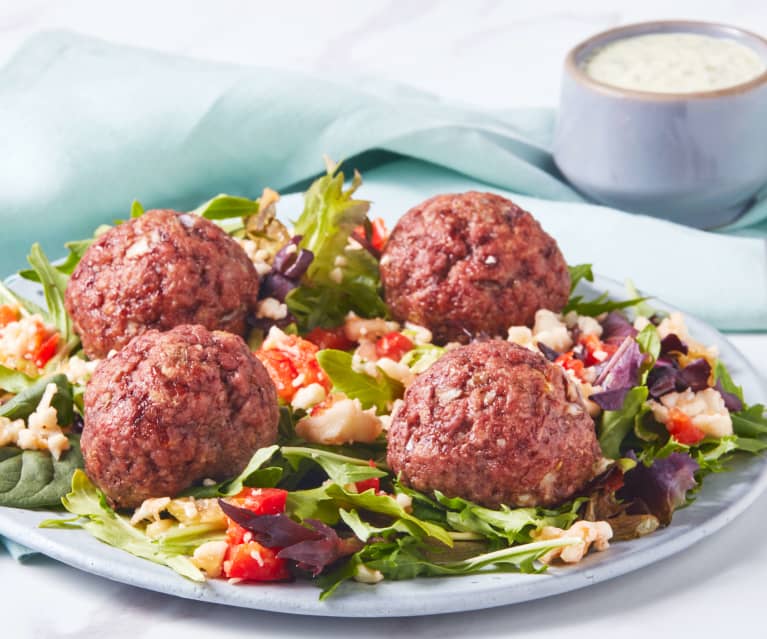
[554,21,767,228]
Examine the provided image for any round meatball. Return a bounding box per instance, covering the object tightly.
[380,192,570,344]
[66,209,261,359]
[82,325,279,509]
[387,340,601,508]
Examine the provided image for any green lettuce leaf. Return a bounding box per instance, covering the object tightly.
[192,194,260,220]
[181,445,280,498]
[400,344,445,374]
[0,435,83,508]
[598,386,649,459]
[41,470,204,581]
[280,446,387,486]
[315,349,401,413]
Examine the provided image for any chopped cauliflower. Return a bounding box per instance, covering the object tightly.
[343,313,399,342]
[654,312,718,363]
[191,541,229,578]
[353,564,385,584]
[375,357,415,387]
[2,382,70,459]
[533,310,573,352]
[291,382,327,410]
[403,322,433,346]
[534,520,613,564]
[0,314,56,376]
[649,388,733,438]
[130,497,172,526]
[507,325,535,350]
[59,355,99,385]
[296,395,383,445]
[255,297,288,321]
[576,315,603,338]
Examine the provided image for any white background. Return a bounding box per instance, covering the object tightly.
[1,1,766,636]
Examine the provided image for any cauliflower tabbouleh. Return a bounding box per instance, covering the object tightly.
[2,163,764,599]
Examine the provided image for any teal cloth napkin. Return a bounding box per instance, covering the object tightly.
[1,29,767,561]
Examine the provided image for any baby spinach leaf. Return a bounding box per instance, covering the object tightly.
[599,386,649,459]
[0,374,73,426]
[0,435,83,508]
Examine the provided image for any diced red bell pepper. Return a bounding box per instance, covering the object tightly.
[223,541,292,582]
[666,407,706,445]
[369,217,389,253]
[225,488,289,546]
[578,334,617,367]
[555,351,586,381]
[304,326,355,351]
[375,331,414,361]
[0,305,20,327]
[254,334,330,403]
[354,460,381,493]
[33,333,59,368]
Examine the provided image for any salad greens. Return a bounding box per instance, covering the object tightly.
[0,374,73,425]
[315,349,401,413]
[0,435,82,508]
[565,263,647,316]
[41,470,206,581]
[287,162,388,330]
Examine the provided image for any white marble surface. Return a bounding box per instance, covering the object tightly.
[2,1,767,636]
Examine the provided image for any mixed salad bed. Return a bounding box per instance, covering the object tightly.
[1,161,766,599]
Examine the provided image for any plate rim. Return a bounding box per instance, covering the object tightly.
[1,274,766,618]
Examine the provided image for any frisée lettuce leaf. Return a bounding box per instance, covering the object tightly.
[564,264,648,316]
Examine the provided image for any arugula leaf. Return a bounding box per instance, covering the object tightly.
[636,324,661,362]
[338,508,414,542]
[280,446,387,486]
[26,243,76,345]
[286,161,387,331]
[564,263,647,317]
[181,445,280,498]
[316,349,401,413]
[0,280,46,318]
[599,386,649,459]
[625,279,663,319]
[0,374,73,426]
[41,470,204,581]
[400,344,445,374]
[714,360,744,403]
[0,365,35,394]
[318,536,575,599]
[130,200,145,218]
[192,194,260,220]
[0,435,83,508]
[714,361,767,438]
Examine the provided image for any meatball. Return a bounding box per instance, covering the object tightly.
[82,325,279,509]
[379,192,570,344]
[66,209,260,359]
[387,340,601,508]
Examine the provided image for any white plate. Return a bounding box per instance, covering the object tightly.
[0,275,765,618]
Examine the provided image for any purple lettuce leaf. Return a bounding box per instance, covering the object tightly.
[277,519,363,577]
[590,387,631,411]
[620,452,699,525]
[660,333,688,356]
[601,312,637,345]
[537,342,559,362]
[595,336,643,391]
[218,501,320,547]
[679,358,712,392]
[715,380,744,412]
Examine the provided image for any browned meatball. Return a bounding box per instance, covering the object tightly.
[379,192,570,344]
[387,340,601,508]
[82,325,279,509]
[66,209,260,359]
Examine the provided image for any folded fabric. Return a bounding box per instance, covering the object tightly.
[0,31,765,333]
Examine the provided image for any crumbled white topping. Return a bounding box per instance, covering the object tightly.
[344,313,399,342]
[296,396,382,445]
[291,382,327,410]
[59,355,99,385]
[255,297,288,321]
[535,521,613,564]
[649,388,733,438]
[484,255,498,265]
[577,315,603,338]
[533,310,573,352]
[376,357,415,387]
[394,492,413,512]
[507,325,535,351]
[354,564,385,584]
[2,383,70,460]
[0,314,55,375]
[190,541,229,579]
[329,267,344,284]
[130,497,171,526]
[403,322,433,346]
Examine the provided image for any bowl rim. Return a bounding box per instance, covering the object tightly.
[565,20,767,101]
